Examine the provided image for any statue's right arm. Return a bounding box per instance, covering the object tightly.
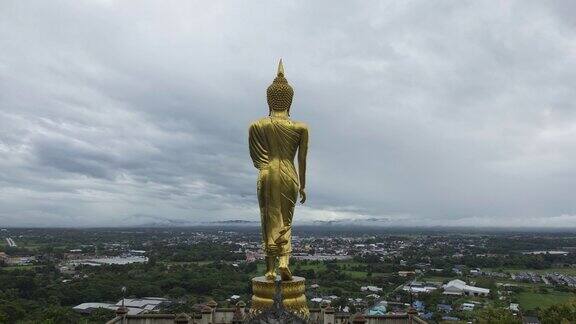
[297,125,308,204]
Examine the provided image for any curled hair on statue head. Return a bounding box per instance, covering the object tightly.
[267,59,293,116]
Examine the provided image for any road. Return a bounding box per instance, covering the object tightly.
[364,277,413,313]
[6,237,16,247]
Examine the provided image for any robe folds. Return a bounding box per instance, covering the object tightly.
[249,116,307,256]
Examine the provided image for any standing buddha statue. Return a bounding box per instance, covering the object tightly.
[249,59,309,281]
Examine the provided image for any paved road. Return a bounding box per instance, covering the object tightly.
[6,237,16,247]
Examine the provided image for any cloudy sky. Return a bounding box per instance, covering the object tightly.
[1,1,575,227]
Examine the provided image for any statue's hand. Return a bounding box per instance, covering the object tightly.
[299,188,306,204]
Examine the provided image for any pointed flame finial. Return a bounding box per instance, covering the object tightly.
[277,58,285,77]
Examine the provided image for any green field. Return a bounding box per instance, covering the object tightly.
[298,262,328,272]
[163,260,215,266]
[255,260,369,274]
[517,290,573,310]
[343,270,368,279]
[253,260,395,282]
[421,275,454,283]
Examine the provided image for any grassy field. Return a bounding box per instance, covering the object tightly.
[496,280,546,289]
[254,260,385,280]
[255,260,369,273]
[163,260,215,266]
[343,270,368,279]
[298,262,327,272]
[421,275,453,283]
[336,260,368,268]
[517,290,573,310]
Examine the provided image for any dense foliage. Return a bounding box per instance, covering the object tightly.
[539,299,576,324]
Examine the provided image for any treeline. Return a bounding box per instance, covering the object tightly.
[150,242,244,262]
[0,261,253,323]
[429,253,576,270]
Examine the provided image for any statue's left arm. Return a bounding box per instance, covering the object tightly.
[298,125,308,204]
[249,122,268,169]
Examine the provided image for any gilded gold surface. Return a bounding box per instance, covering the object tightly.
[250,276,309,318]
[249,59,309,281]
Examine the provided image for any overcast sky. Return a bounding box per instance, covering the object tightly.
[1,1,575,227]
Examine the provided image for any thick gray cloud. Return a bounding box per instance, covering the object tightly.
[1,0,575,227]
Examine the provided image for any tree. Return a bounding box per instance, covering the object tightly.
[475,307,521,324]
[0,300,25,323]
[87,308,116,322]
[432,312,443,322]
[539,299,576,324]
[38,305,81,324]
[168,287,188,298]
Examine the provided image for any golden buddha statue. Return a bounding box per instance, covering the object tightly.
[249,59,309,282]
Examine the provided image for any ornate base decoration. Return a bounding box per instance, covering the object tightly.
[249,276,309,320]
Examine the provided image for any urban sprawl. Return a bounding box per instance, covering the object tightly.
[1,227,575,323]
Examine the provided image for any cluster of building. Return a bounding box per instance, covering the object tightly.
[243,235,416,263]
[466,267,576,289]
[403,281,439,294]
[0,251,35,266]
[104,300,429,324]
[500,271,576,288]
[546,273,576,287]
[74,297,171,316]
[66,254,148,267]
[403,279,490,298]
[2,228,574,324]
[511,272,542,283]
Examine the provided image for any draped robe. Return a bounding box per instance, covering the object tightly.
[249,117,307,256]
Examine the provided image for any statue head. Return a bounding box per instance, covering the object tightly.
[267,59,294,115]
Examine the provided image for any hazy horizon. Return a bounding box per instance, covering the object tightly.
[1,1,576,227]
[4,223,576,234]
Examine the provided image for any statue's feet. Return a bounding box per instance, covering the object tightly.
[279,266,292,281]
[265,270,277,281]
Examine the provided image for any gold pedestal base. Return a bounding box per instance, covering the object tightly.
[250,276,309,318]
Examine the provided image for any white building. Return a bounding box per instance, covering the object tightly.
[403,281,439,294]
[70,255,148,266]
[461,303,475,311]
[75,297,170,315]
[443,279,490,297]
[117,297,170,311]
[361,285,383,292]
[509,303,520,312]
[73,303,143,315]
